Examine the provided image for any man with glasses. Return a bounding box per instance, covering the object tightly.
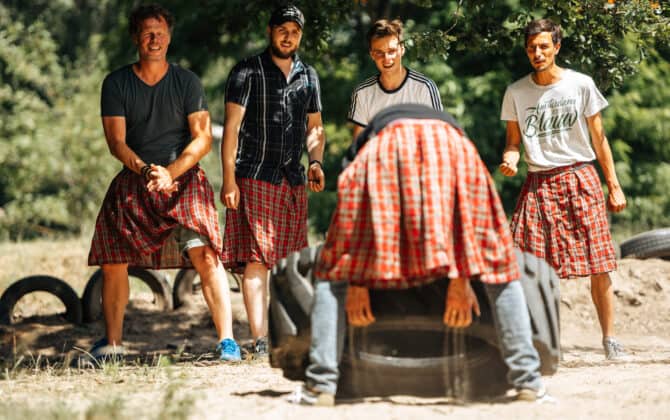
[348,19,443,140]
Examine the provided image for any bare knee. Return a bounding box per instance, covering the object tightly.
[591,273,611,288]
[189,246,220,277]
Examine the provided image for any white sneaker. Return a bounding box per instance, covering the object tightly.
[603,337,628,360]
[286,386,335,407]
[517,386,557,404]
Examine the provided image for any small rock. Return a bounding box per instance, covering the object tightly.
[627,296,643,306]
[654,281,663,292]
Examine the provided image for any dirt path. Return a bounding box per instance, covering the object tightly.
[1,240,669,419]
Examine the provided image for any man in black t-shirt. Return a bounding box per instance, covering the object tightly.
[87,4,241,362]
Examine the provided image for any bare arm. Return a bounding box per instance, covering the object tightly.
[352,124,364,141]
[587,112,626,212]
[220,102,246,209]
[101,116,147,174]
[144,110,212,193]
[499,120,522,177]
[168,110,212,178]
[306,112,326,192]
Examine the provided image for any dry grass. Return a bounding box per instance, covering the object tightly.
[0,237,94,294]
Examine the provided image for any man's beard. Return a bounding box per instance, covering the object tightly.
[270,43,296,59]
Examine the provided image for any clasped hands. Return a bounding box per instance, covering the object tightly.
[142,162,179,194]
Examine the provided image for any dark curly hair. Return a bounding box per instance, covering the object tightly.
[128,3,175,38]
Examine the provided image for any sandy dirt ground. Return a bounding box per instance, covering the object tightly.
[0,239,669,419]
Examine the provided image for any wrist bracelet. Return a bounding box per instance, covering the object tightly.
[141,165,152,180]
[309,159,323,169]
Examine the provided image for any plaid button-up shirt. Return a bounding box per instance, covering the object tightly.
[225,49,322,186]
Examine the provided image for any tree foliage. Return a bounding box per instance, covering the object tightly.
[1,0,669,240]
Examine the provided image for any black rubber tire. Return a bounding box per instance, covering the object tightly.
[336,279,508,399]
[0,275,83,325]
[620,228,670,259]
[269,244,560,398]
[81,267,172,323]
[172,269,241,309]
[268,245,561,398]
[515,248,561,375]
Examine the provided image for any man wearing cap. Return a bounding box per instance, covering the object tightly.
[221,4,325,357]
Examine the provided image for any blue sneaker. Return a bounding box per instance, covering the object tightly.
[217,338,241,361]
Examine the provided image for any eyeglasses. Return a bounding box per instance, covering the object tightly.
[371,48,400,59]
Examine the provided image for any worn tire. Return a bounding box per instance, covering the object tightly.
[515,248,561,375]
[81,267,172,323]
[337,280,508,398]
[269,245,560,398]
[620,228,670,259]
[173,269,240,309]
[0,275,82,325]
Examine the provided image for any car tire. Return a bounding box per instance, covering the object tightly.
[0,275,82,325]
[81,267,172,323]
[620,228,670,259]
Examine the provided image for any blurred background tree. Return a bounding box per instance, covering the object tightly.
[1,0,668,241]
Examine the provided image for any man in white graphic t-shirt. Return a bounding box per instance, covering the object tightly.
[348,19,443,140]
[500,18,628,360]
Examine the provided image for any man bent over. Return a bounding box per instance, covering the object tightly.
[289,104,546,405]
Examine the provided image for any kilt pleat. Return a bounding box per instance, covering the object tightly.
[222,178,308,271]
[88,166,222,269]
[510,163,617,278]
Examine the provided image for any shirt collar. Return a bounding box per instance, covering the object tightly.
[262,48,305,76]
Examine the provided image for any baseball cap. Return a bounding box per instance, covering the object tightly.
[269,4,305,29]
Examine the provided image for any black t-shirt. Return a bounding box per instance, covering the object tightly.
[101,63,208,166]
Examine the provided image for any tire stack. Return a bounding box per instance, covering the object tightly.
[268,246,561,399]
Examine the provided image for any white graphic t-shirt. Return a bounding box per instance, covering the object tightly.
[500,69,608,172]
[348,68,443,127]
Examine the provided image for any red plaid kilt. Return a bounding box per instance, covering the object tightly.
[222,178,308,271]
[88,166,222,269]
[315,118,519,288]
[510,162,617,278]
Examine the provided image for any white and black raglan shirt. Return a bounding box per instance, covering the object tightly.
[348,67,443,128]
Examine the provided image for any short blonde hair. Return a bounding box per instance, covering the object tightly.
[367,19,403,50]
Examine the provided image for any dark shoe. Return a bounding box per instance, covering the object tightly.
[254,336,268,356]
[77,338,126,367]
[217,338,241,362]
[603,337,629,360]
[286,386,335,407]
